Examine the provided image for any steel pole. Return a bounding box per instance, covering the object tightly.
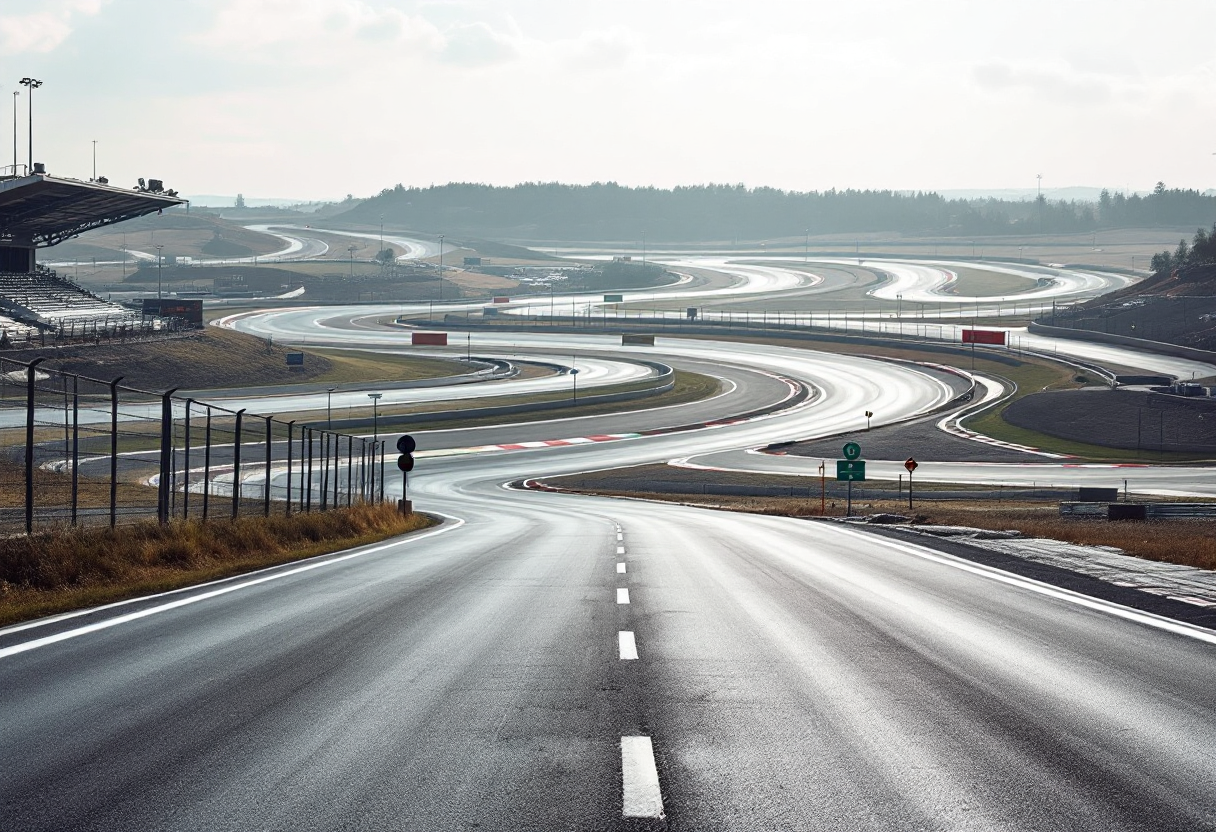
[24,358,46,534]
[108,376,123,528]
[231,409,245,519]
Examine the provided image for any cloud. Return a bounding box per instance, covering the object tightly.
[440,21,520,67]
[0,0,105,54]
[971,61,1113,106]
[192,0,443,56]
[556,26,641,71]
[193,0,522,70]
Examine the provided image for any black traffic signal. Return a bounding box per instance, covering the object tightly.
[396,434,416,472]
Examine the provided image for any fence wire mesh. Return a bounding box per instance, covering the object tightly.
[0,356,384,534]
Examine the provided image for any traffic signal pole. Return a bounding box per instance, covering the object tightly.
[396,434,416,514]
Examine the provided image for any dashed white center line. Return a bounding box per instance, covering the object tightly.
[617,562,627,574]
[618,630,638,660]
[616,545,626,555]
[621,736,664,818]
[617,588,630,604]
[617,532,623,541]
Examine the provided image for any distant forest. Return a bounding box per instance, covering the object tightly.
[339,182,1216,242]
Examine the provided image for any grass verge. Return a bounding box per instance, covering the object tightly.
[0,503,434,626]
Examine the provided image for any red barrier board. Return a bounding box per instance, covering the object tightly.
[411,332,448,346]
[492,296,511,303]
[961,329,1006,345]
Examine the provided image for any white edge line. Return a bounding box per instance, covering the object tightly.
[0,514,466,660]
[848,527,1216,646]
[621,735,664,818]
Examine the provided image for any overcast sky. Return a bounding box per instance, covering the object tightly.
[3,0,1214,202]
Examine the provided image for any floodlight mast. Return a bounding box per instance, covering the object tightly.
[18,78,42,171]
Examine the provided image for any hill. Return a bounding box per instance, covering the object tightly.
[334,181,1216,243]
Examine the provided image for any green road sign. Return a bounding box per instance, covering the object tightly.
[842,442,862,460]
[836,460,866,481]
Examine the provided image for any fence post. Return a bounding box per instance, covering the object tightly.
[285,421,295,517]
[333,431,341,507]
[305,428,313,513]
[25,358,46,535]
[362,439,369,502]
[71,375,79,526]
[231,409,246,520]
[366,438,374,505]
[320,432,329,511]
[346,435,353,507]
[157,388,179,525]
[203,408,212,522]
[109,375,123,528]
[183,399,192,520]
[264,416,273,517]
[378,440,385,503]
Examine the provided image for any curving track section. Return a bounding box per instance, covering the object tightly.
[5,295,1216,829]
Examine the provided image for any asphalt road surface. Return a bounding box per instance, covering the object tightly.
[3,486,1213,830]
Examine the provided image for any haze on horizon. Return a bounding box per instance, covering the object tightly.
[3,0,1214,203]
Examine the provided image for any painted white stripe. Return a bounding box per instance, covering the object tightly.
[617,588,630,604]
[618,630,638,660]
[0,516,465,660]
[617,545,626,555]
[621,736,664,818]
[617,562,627,574]
[617,532,623,541]
[856,532,1216,646]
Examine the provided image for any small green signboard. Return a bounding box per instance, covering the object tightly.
[836,460,866,481]
[604,293,624,303]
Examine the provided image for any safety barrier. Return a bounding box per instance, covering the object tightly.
[0,356,385,535]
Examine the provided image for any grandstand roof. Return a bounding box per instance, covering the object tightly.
[0,173,184,247]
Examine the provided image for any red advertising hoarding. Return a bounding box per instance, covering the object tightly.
[411,332,448,346]
[961,329,1006,346]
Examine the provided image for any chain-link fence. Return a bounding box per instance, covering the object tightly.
[0,355,385,535]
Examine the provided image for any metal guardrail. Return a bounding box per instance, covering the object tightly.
[0,355,385,535]
[1060,502,1216,520]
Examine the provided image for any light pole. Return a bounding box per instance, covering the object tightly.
[804,229,809,262]
[18,78,41,170]
[348,244,356,279]
[11,91,17,173]
[154,243,164,299]
[368,392,382,443]
[437,235,444,299]
[326,387,336,428]
[92,139,97,181]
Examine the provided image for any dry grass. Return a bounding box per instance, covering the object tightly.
[0,503,433,626]
[560,488,1216,572]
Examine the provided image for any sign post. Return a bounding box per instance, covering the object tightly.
[904,458,918,509]
[396,434,416,514]
[837,442,865,516]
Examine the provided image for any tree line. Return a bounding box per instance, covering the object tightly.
[338,181,1216,242]
[1150,223,1216,275]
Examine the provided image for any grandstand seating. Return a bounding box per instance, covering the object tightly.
[0,267,153,343]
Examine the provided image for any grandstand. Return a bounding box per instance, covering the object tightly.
[0,168,183,345]
[0,266,144,341]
